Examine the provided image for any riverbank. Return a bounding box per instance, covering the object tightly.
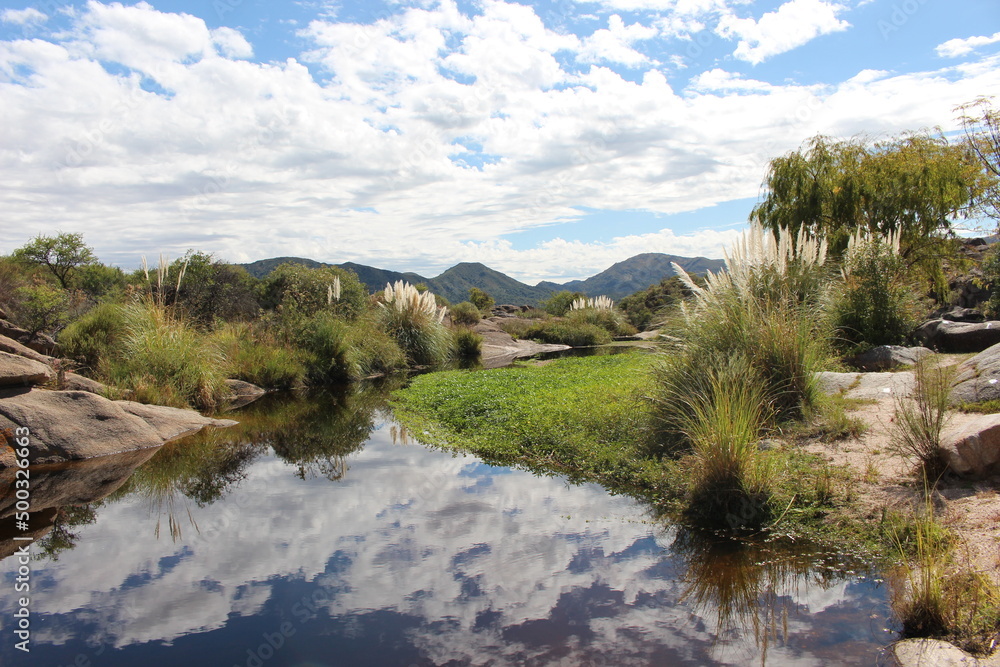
[392,349,1000,657]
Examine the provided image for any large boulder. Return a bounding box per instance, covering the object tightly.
[0,334,54,365]
[0,388,236,466]
[0,351,54,387]
[847,345,932,372]
[815,371,915,400]
[0,319,57,355]
[913,319,1000,353]
[951,343,1000,405]
[940,413,1000,478]
[62,372,106,394]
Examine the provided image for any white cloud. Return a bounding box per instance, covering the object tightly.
[0,1,997,281]
[717,0,850,64]
[936,31,1000,58]
[1,7,47,25]
[577,14,658,67]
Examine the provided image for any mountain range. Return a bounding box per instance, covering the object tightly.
[240,252,725,305]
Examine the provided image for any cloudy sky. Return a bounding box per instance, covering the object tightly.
[0,0,997,282]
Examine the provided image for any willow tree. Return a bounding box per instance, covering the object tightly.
[959,97,1000,222]
[750,133,990,270]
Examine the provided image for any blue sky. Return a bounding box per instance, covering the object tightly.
[0,0,997,282]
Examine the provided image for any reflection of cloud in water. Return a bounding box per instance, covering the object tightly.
[1,419,886,664]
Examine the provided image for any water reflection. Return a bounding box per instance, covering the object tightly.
[0,388,893,666]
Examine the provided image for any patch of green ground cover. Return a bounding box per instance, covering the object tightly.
[392,352,676,499]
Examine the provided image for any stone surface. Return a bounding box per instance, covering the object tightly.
[0,388,237,465]
[950,343,1000,405]
[0,350,54,387]
[815,371,915,401]
[475,318,570,369]
[942,306,986,323]
[0,319,57,354]
[0,388,163,465]
[892,638,998,666]
[913,319,1000,353]
[117,400,239,443]
[0,334,54,365]
[224,378,266,409]
[940,413,1000,477]
[62,372,106,394]
[847,345,933,372]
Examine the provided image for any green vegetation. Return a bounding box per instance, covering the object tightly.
[11,232,97,289]
[890,360,955,481]
[468,287,494,312]
[618,275,696,329]
[449,301,482,325]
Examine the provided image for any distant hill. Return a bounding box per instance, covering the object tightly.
[241,256,329,279]
[240,252,724,305]
[538,253,726,300]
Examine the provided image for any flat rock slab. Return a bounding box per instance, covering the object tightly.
[951,342,1000,405]
[0,350,54,387]
[62,372,106,394]
[117,401,238,443]
[815,371,915,401]
[475,319,570,369]
[847,345,932,372]
[892,638,999,666]
[0,334,54,365]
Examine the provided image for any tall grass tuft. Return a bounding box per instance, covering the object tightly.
[451,326,483,360]
[891,360,955,480]
[652,224,832,528]
[377,281,451,366]
[105,300,229,410]
[212,321,306,389]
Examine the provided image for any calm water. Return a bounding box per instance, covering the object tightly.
[0,384,897,666]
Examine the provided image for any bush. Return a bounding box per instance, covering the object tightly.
[449,301,482,326]
[830,231,916,351]
[262,263,369,320]
[619,275,697,330]
[542,290,586,317]
[344,317,407,378]
[565,307,637,337]
[376,282,451,366]
[59,301,130,371]
[104,301,229,410]
[295,313,356,383]
[468,287,494,312]
[499,319,612,347]
[451,327,483,360]
[212,321,305,389]
[12,283,72,336]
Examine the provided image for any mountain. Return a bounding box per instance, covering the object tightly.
[239,253,724,305]
[425,262,552,305]
[241,256,329,279]
[537,253,726,300]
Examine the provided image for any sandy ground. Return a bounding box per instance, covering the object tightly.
[803,357,1000,587]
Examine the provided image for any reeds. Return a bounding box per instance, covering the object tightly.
[890,359,955,480]
[377,281,451,366]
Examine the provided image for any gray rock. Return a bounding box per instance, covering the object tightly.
[62,372,106,394]
[224,378,266,410]
[942,306,986,323]
[0,351,54,387]
[940,413,1000,478]
[815,371,915,401]
[0,388,238,466]
[0,319,57,355]
[913,319,1000,353]
[950,343,1000,405]
[847,345,933,371]
[0,334,54,365]
[117,400,238,443]
[892,638,994,666]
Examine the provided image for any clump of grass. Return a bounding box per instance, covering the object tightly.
[498,319,613,347]
[565,307,637,337]
[344,316,408,378]
[103,300,229,410]
[376,281,451,366]
[795,394,869,442]
[890,360,955,480]
[888,501,1000,653]
[681,357,774,530]
[451,326,483,360]
[449,301,482,326]
[212,321,306,389]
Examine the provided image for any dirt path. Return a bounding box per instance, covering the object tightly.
[804,367,1000,585]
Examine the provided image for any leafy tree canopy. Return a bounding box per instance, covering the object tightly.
[750,132,991,263]
[959,97,1000,223]
[11,232,97,289]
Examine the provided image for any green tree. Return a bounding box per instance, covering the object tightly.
[958,97,1000,223]
[542,290,586,317]
[11,232,97,289]
[168,251,261,325]
[262,263,368,320]
[468,287,494,312]
[751,133,990,263]
[14,283,71,336]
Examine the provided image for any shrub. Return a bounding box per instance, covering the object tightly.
[59,301,130,370]
[262,263,368,320]
[449,301,482,326]
[565,307,637,337]
[890,360,955,480]
[344,316,407,378]
[212,321,305,389]
[499,319,612,347]
[376,281,451,366]
[468,287,494,312]
[829,231,916,351]
[12,283,72,336]
[542,290,586,316]
[104,301,229,410]
[295,313,356,383]
[451,327,483,360]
